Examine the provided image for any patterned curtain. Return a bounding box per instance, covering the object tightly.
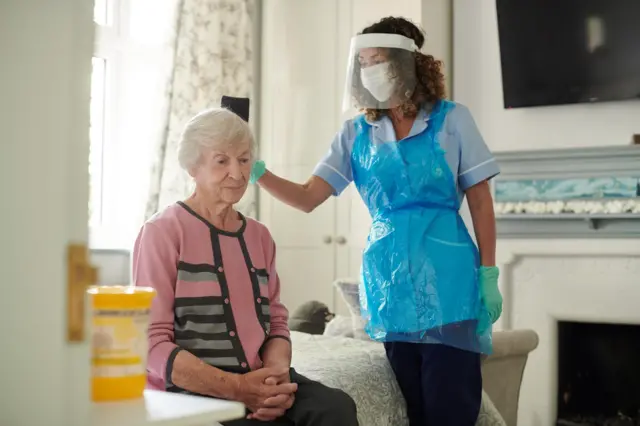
[145,0,257,220]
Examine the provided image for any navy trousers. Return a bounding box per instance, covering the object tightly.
[384,342,482,426]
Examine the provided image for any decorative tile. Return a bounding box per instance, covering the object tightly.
[492,147,640,237]
[495,177,640,203]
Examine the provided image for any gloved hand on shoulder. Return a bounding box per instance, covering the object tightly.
[250,160,266,184]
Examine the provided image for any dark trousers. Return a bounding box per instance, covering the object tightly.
[222,369,359,426]
[384,342,482,426]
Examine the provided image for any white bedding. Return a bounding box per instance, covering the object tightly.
[290,331,506,426]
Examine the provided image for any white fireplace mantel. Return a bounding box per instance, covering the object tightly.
[495,239,640,331]
[493,146,640,239]
[495,239,640,426]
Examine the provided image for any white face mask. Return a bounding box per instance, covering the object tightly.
[360,62,395,103]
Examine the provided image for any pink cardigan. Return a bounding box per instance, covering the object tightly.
[132,202,290,392]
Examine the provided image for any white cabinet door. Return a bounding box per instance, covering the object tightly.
[334,186,371,316]
[259,0,342,313]
[333,0,423,315]
[259,0,425,315]
[0,1,94,424]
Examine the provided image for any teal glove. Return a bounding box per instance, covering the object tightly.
[250,160,266,184]
[477,266,502,335]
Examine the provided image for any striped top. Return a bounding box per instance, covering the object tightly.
[132,202,290,392]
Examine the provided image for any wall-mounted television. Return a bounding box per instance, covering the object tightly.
[496,0,640,109]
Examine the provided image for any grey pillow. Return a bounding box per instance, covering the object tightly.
[333,279,371,341]
[334,279,360,313]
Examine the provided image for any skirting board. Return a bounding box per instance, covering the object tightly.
[493,146,640,239]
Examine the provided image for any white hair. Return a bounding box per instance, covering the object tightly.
[177,107,255,171]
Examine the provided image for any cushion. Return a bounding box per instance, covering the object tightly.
[323,315,354,338]
[334,279,371,341]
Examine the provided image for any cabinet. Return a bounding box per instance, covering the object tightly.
[258,0,449,315]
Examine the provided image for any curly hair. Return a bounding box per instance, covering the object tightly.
[354,17,447,121]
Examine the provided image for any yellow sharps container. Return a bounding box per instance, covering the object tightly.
[88,285,156,402]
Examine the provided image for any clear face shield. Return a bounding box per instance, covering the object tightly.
[342,33,418,112]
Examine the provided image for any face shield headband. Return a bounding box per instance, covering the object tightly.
[342,33,419,112]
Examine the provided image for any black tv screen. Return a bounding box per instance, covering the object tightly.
[496,0,640,109]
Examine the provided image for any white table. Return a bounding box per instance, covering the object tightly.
[91,390,245,426]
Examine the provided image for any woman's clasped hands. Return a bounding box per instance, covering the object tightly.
[232,367,297,421]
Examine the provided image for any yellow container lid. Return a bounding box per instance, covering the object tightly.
[88,285,156,309]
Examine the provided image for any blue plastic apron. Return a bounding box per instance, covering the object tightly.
[351,100,492,354]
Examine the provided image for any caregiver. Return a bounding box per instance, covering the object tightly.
[251,17,502,426]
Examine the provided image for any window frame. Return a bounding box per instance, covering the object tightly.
[89,0,176,250]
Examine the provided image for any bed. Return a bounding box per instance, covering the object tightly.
[290,328,538,426]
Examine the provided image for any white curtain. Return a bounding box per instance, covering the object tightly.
[146,0,257,219]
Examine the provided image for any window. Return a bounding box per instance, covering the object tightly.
[89,0,178,249]
[93,0,112,26]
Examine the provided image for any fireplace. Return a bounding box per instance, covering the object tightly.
[556,321,640,426]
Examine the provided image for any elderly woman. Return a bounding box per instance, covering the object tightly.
[132,107,358,426]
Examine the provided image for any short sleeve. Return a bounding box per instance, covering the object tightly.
[451,104,501,191]
[312,120,356,196]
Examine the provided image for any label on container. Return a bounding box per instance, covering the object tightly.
[91,308,150,378]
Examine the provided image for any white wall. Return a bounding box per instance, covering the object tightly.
[91,250,131,285]
[453,0,640,152]
[453,2,640,425]
[421,0,452,95]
